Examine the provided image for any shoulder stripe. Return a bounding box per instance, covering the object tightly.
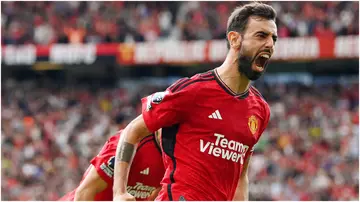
[170,73,215,93]
[199,71,214,78]
[140,134,154,142]
[169,78,190,92]
[177,77,214,92]
[169,78,188,92]
[200,74,214,79]
[137,135,154,151]
[250,86,264,99]
[172,78,193,93]
[250,86,261,96]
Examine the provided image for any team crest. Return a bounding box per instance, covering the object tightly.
[248,115,258,135]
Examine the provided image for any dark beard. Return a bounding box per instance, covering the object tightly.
[237,54,264,81]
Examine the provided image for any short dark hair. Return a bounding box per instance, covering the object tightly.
[226,2,277,49]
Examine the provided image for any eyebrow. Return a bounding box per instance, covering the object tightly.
[255,31,278,41]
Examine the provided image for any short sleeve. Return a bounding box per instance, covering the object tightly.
[141,78,195,133]
[244,145,255,164]
[260,103,271,136]
[250,102,271,158]
[90,139,117,185]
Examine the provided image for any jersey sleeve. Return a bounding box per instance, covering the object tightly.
[248,103,270,158]
[90,137,117,185]
[141,78,196,133]
[259,103,271,136]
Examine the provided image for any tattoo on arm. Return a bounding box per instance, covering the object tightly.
[116,142,135,163]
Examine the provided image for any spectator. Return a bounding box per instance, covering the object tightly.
[1,1,358,45]
[1,77,358,201]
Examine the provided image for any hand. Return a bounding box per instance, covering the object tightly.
[113,192,136,201]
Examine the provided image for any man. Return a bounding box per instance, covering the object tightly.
[59,130,164,201]
[113,2,276,201]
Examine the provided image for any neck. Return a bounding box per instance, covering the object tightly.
[216,49,251,94]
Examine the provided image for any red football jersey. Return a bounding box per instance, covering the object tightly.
[59,131,164,201]
[141,70,270,201]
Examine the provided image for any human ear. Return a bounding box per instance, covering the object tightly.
[227,31,242,50]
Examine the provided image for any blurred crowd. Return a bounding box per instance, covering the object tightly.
[1,1,359,45]
[1,77,358,201]
[249,82,359,200]
[1,78,159,200]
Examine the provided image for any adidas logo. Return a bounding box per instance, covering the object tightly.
[140,167,149,175]
[208,110,222,120]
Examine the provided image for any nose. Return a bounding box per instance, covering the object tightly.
[264,37,275,52]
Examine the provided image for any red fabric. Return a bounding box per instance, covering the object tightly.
[59,131,164,201]
[142,70,270,201]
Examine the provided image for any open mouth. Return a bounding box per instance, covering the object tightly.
[254,53,270,71]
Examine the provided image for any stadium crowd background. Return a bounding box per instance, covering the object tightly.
[1,1,359,201]
[1,77,359,200]
[1,1,359,44]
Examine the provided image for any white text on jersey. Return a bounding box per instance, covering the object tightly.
[127,182,156,199]
[200,133,249,164]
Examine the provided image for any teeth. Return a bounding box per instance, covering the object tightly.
[256,65,263,70]
[261,54,270,59]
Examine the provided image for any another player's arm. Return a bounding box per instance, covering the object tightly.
[113,81,194,201]
[233,155,251,201]
[74,166,108,201]
[113,115,152,201]
[147,187,162,201]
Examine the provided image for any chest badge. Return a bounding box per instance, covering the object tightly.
[248,115,258,135]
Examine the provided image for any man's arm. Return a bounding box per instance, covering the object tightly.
[233,103,270,200]
[113,115,152,201]
[233,155,252,201]
[147,187,162,201]
[74,166,108,201]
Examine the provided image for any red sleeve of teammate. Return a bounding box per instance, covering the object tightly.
[90,135,119,185]
[141,78,196,133]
